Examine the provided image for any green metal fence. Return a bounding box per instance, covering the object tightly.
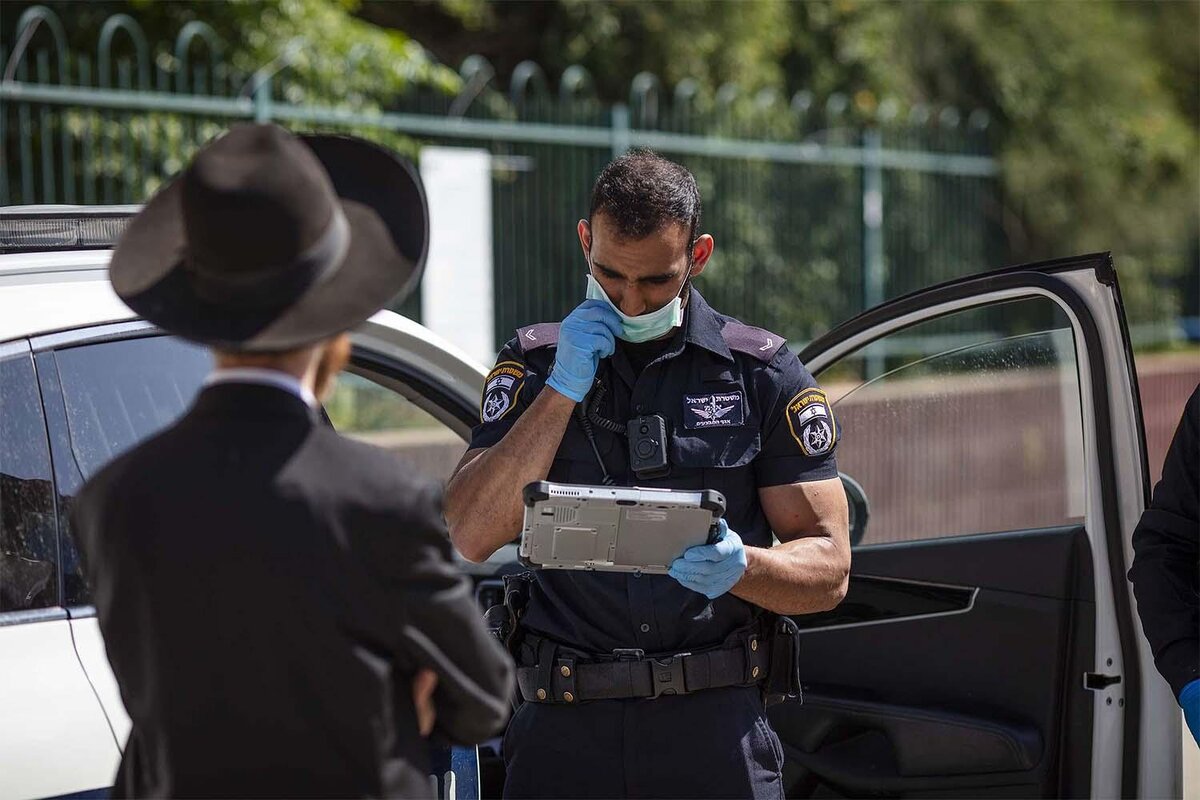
[1,7,1004,347]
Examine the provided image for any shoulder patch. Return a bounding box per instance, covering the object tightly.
[785,388,837,457]
[720,321,786,363]
[516,322,560,354]
[480,361,526,423]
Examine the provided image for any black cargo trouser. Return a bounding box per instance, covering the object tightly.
[502,685,784,799]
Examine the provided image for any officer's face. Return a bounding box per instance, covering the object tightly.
[578,212,714,317]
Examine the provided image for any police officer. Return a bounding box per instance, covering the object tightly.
[445,151,850,798]
[1128,384,1199,744]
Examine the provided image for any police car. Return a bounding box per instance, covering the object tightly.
[0,206,1183,799]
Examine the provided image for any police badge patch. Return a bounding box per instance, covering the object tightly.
[785,388,837,456]
[480,361,525,423]
[683,391,745,429]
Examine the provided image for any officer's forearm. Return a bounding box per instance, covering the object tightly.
[445,387,577,562]
[731,535,849,615]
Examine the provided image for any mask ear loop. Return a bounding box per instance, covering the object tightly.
[676,238,699,304]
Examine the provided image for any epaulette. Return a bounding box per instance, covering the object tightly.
[720,320,786,363]
[516,322,560,354]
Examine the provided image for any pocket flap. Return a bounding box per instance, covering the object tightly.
[671,426,761,469]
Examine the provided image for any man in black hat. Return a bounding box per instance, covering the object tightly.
[71,123,513,798]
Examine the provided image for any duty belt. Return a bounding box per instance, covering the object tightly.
[515,633,770,704]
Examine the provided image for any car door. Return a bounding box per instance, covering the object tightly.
[768,253,1175,799]
[0,339,120,800]
[32,322,215,759]
[33,312,497,799]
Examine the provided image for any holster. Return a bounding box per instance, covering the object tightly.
[483,571,535,710]
[761,613,803,707]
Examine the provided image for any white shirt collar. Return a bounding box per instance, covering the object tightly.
[204,367,319,409]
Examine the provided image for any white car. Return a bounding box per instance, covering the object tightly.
[0,207,1182,799]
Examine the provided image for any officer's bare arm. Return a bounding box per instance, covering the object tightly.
[732,477,850,615]
[444,388,577,562]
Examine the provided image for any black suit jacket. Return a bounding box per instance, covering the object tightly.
[72,383,513,798]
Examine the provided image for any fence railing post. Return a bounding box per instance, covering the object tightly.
[611,102,630,159]
[862,126,885,379]
[254,76,271,123]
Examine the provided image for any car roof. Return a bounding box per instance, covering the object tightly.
[0,205,139,342]
[0,249,135,342]
[0,249,486,385]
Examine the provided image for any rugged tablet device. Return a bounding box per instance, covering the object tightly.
[520,481,726,574]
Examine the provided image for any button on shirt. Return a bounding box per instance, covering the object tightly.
[470,288,838,656]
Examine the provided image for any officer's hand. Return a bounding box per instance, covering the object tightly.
[546,299,622,403]
[413,668,438,737]
[668,520,748,599]
[1181,679,1200,745]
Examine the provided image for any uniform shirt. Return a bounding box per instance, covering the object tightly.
[470,287,839,656]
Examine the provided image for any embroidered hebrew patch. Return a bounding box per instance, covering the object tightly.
[683,391,746,430]
[785,388,836,456]
[480,361,526,423]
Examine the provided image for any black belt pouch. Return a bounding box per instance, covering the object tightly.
[763,614,803,706]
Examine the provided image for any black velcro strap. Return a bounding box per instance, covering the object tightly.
[533,638,557,702]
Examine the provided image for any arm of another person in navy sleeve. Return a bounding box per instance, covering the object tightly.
[1128,385,1199,698]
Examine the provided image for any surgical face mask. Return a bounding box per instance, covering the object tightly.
[585,265,688,343]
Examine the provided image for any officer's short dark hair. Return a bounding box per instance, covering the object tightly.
[589,150,701,247]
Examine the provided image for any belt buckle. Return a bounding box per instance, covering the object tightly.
[650,653,691,698]
[612,648,645,662]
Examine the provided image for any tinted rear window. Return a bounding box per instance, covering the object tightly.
[55,336,211,477]
[0,348,57,611]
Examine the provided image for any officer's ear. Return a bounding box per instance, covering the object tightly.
[577,219,592,256]
[689,234,714,277]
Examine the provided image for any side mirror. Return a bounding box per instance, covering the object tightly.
[840,472,870,547]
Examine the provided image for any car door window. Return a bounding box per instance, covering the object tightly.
[0,345,57,612]
[45,336,210,606]
[54,336,212,477]
[325,370,468,486]
[818,297,1086,546]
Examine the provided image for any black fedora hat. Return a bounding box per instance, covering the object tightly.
[109,123,428,351]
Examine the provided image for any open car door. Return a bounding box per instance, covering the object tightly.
[769,254,1178,798]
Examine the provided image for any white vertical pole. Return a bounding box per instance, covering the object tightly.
[419,146,494,364]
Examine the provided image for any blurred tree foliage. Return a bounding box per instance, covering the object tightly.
[2,0,459,119]
[360,0,1200,330]
[4,0,1195,335]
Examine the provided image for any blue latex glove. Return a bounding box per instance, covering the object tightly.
[1181,679,1200,745]
[546,299,622,403]
[668,520,748,599]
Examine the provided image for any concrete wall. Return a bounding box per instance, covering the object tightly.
[366,354,1198,546]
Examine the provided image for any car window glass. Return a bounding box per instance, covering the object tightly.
[54,336,211,478]
[49,340,467,606]
[817,297,1086,546]
[0,348,57,612]
[50,336,210,606]
[325,370,467,486]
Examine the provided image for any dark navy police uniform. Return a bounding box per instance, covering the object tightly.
[471,288,838,799]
